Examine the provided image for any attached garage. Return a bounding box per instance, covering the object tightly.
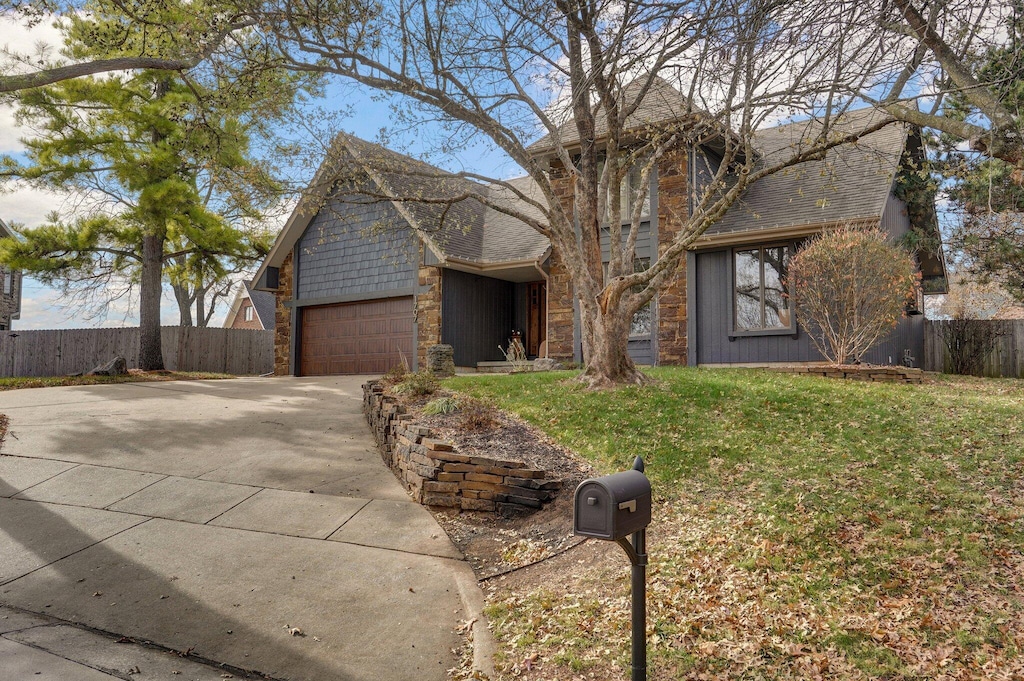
[299,297,414,376]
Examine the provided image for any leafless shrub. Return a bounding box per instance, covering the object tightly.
[458,398,498,432]
[940,318,1005,376]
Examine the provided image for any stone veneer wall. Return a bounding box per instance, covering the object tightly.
[656,148,689,366]
[768,365,925,384]
[416,244,443,370]
[363,382,561,515]
[545,159,576,362]
[274,252,294,376]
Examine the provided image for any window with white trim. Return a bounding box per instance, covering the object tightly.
[244,304,254,322]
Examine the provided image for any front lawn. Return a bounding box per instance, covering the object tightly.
[0,371,235,391]
[452,368,1024,680]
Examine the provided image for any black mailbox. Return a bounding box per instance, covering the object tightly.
[574,467,652,540]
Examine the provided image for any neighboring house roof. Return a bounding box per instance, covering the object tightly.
[699,108,908,242]
[223,281,275,328]
[253,134,549,289]
[0,218,20,241]
[247,282,276,328]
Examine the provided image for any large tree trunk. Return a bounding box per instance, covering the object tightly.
[577,302,649,388]
[195,285,207,328]
[172,283,194,327]
[138,232,165,371]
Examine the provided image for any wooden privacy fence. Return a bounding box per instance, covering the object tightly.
[924,319,1024,378]
[0,327,274,378]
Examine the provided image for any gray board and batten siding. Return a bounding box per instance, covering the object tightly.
[689,247,925,366]
[441,269,515,366]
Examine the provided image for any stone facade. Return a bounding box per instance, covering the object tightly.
[545,159,577,362]
[416,245,443,370]
[426,344,455,377]
[656,148,689,365]
[273,252,294,376]
[363,382,561,515]
[542,152,692,366]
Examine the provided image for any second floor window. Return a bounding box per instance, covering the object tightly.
[244,305,254,322]
[597,159,652,224]
[2,271,11,296]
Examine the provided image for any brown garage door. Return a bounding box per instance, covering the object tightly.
[299,297,414,375]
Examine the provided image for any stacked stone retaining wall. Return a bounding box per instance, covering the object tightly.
[363,381,561,515]
[769,365,925,384]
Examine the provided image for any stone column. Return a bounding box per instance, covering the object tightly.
[274,252,294,376]
[416,244,443,369]
[656,148,689,366]
[544,159,577,362]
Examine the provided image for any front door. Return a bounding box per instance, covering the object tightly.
[526,281,547,357]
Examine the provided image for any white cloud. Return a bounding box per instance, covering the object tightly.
[0,183,73,228]
[1,15,67,154]
[16,275,186,330]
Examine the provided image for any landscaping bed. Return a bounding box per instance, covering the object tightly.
[451,368,1024,680]
[367,374,597,579]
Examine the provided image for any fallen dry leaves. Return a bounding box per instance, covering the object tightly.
[483,498,1024,681]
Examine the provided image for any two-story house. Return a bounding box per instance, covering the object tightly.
[252,80,946,376]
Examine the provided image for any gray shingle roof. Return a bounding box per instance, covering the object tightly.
[0,218,20,241]
[528,76,697,154]
[338,135,548,264]
[243,281,276,329]
[705,109,906,237]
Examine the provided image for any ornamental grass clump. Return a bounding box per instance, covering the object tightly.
[788,224,919,365]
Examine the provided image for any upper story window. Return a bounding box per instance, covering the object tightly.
[244,304,254,322]
[616,165,651,223]
[733,245,793,333]
[597,159,652,224]
[2,271,11,296]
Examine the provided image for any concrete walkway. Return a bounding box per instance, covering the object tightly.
[0,377,479,681]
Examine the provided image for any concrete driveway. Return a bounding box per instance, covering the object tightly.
[0,377,480,681]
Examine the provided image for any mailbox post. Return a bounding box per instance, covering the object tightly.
[573,456,651,681]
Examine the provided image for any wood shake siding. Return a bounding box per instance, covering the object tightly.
[295,195,417,301]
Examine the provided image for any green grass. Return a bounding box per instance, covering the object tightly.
[452,368,1024,679]
[0,372,236,391]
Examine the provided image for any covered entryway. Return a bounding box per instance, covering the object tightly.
[300,296,414,375]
